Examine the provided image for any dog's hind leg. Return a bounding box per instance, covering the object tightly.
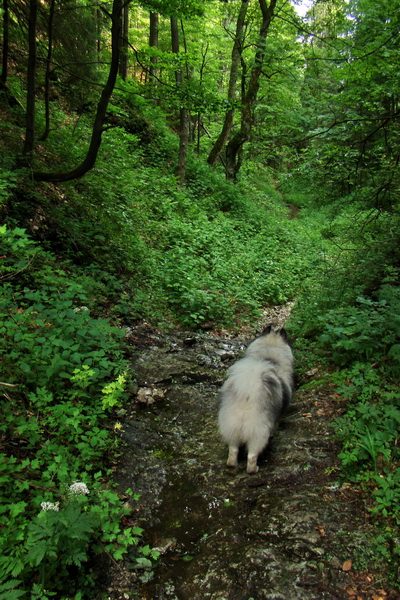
[227,445,239,467]
[246,431,271,474]
[246,453,259,474]
[246,440,262,473]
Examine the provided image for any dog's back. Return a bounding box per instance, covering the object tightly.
[218,326,294,473]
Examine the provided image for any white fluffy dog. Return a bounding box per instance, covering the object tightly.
[218,326,294,474]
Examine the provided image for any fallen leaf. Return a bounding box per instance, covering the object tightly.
[346,588,356,596]
[372,596,385,600]
[342,559,352,572]
[315,525,326,537]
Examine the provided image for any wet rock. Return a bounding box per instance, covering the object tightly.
[214,348,236,361]
[137,386,165,405]
[183,337,198,347]
[153,538,178,554]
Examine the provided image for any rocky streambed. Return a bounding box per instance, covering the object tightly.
[103,312,396,600]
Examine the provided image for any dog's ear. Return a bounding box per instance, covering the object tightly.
[261,325,272,336]
[279,328,288,341]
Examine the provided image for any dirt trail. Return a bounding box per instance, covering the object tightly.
[102,308,395,600]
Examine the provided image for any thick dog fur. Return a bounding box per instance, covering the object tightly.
[218,325,294,474]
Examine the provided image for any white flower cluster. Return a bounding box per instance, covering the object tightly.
[40,501,60,512]
[40,482,89,513]
[69,482,90,496]
[73,306,89,313]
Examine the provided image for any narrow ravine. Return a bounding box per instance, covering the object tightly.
[102,310,394,600]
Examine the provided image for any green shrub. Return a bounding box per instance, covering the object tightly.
[0,476,149,599]
[0,168,18,205]
[319,285,400,374]
[332,365,400,522]
[0,226,157,598]
[0,286,125,393]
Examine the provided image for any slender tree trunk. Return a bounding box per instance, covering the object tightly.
[1,0,9,90]
[149,11,159,101]
[170,16,180,80]
[22,0,38,158]
[170,16,189,186]
[207,0,249,167]
[96,6,101,55]
[196,41,208,153]
[39,0,55,142]
[33,0,123,182]
[225,0,276,180]
[119,1,129,80]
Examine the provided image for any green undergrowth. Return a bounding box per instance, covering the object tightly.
[4,107,324,330]
[0,225,160,600]
[322,284,400,531]
[292,292,400,585]
[282,174,400,585]
[281,174,400,336]
[331,364,400,584]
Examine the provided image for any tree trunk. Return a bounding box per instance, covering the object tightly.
[119,1,129,80]
[1,0,9,90]
[170,16,188,185]
[170,16,180,83]
[39,0,55,142]
[207,0,249,167]
[196,41,208,153]
[225,0,277,180]
[33,0,123,182]
[149,12,159,103]
[149,11,159,99]
[95,6,101,55]
[22,0,38,158]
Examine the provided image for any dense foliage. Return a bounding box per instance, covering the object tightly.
[0,225,159,599]
[283,1,400,551]
[1,0,399,597]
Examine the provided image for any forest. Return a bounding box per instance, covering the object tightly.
[0,0,399,598]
